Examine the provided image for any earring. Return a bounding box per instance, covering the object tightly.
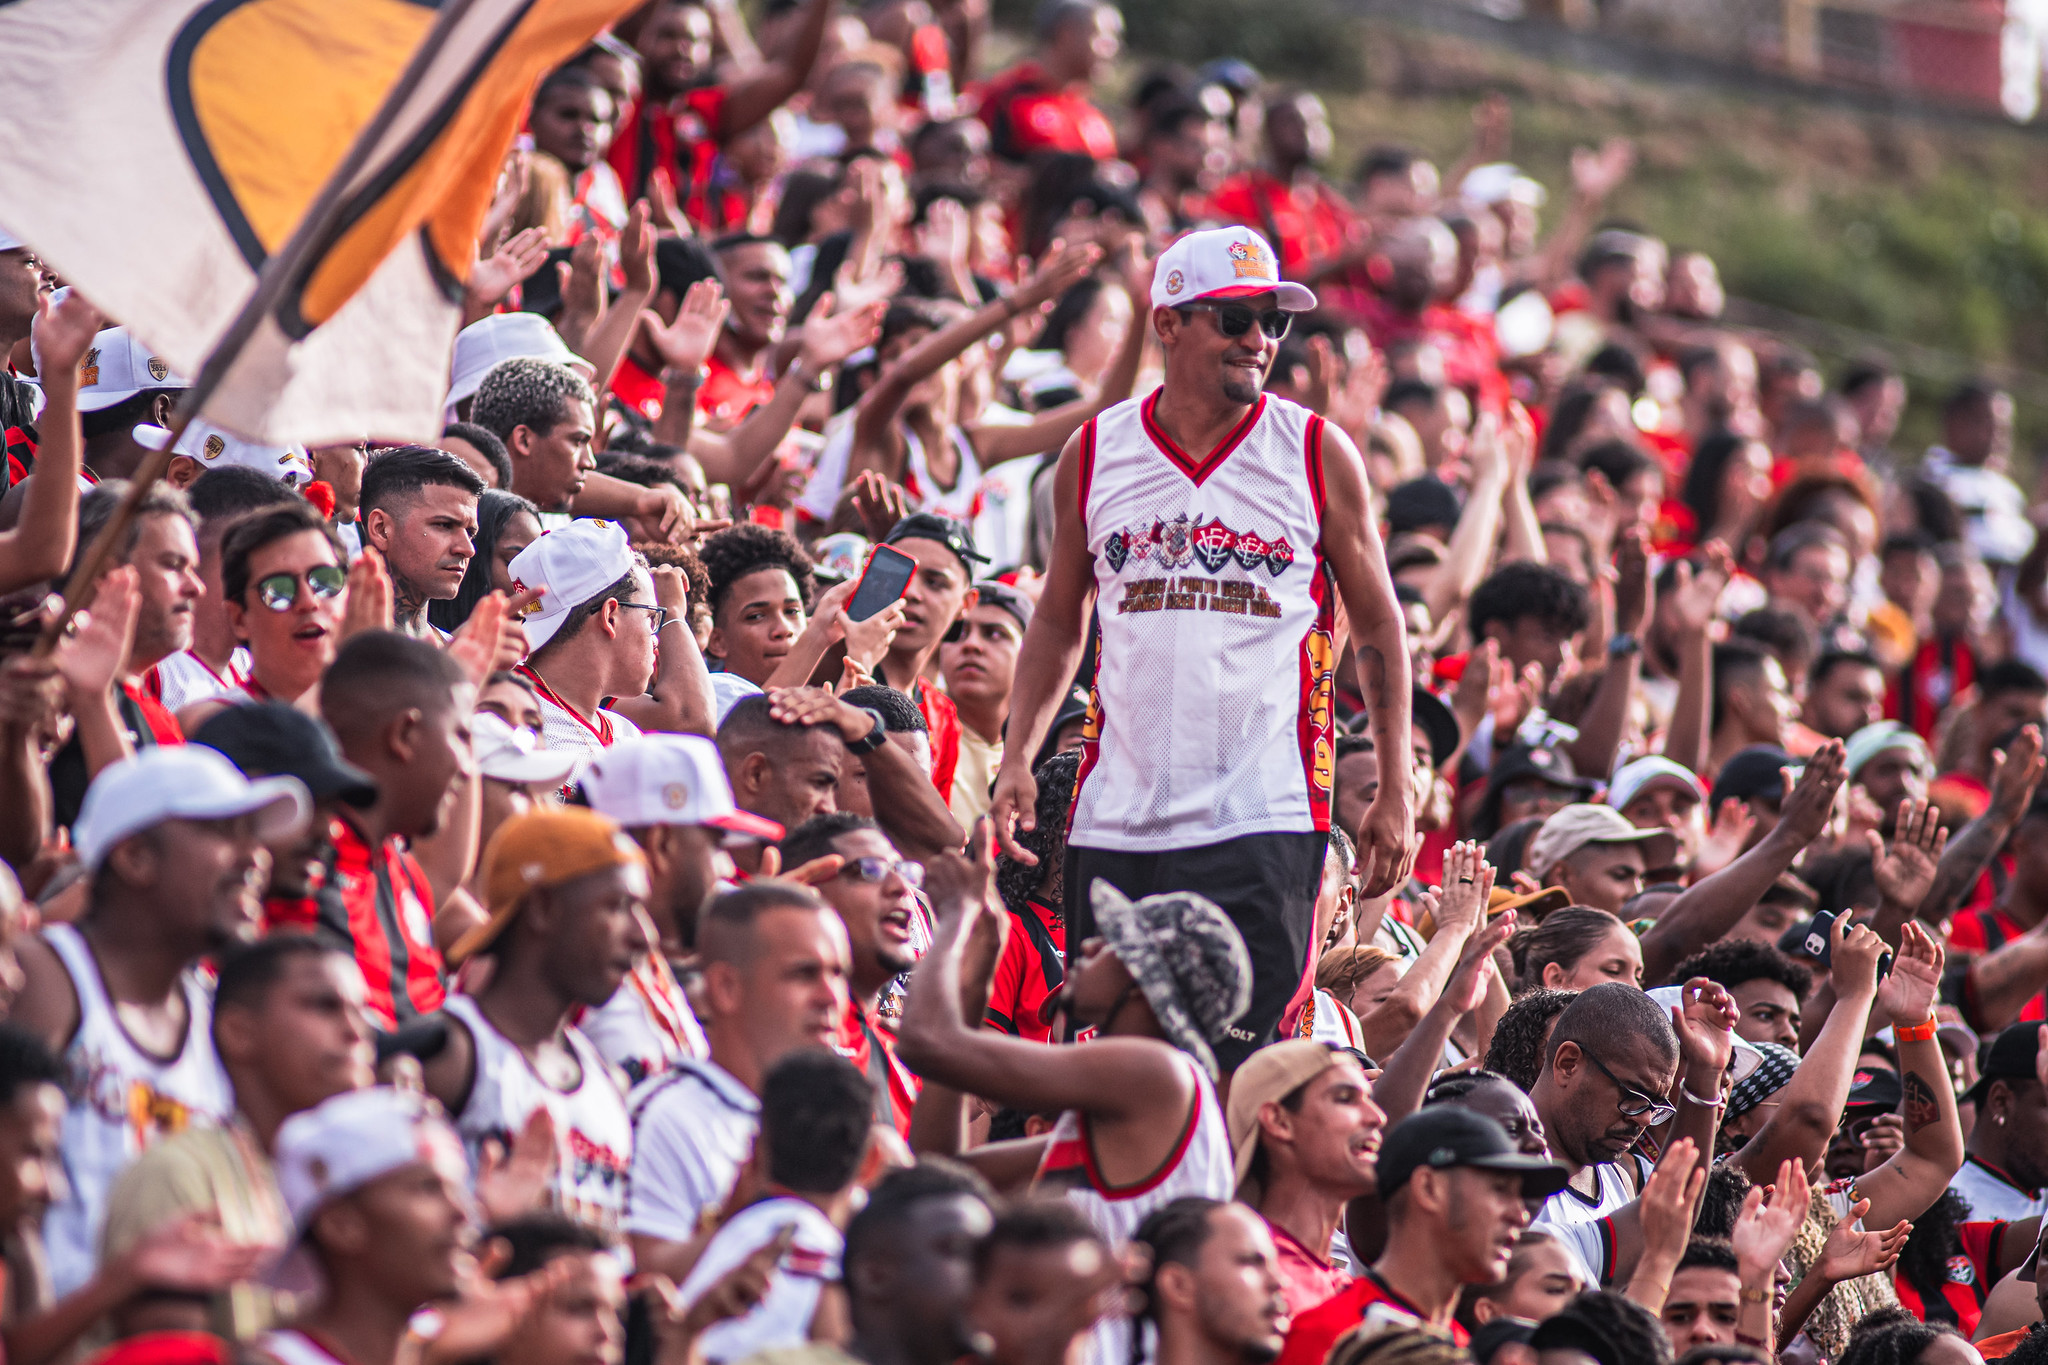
[1997,1114,2007,1125]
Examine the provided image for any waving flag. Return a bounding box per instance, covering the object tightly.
[0,0,634,444]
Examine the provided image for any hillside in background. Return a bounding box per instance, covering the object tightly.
[1000,0,2048,466]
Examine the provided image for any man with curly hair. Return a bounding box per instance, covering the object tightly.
[1670,940,1812,1051]
[985,751,1079,1042]
[1468,561,1593,682]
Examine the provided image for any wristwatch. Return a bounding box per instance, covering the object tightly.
[845,707,888,755]
[1607,631,1642,658]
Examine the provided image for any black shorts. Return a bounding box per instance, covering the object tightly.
[1064,830,1328,1072]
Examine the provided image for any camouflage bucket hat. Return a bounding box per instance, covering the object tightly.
[1090,880,1254,1077]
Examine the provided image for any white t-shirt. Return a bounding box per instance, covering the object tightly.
[577,955,708,1089]
[1949,1155,2048,1221]
[625,1057,759,1243]
[674,1196,842,1364]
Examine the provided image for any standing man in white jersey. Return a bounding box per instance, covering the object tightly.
[989,226,1418,1071]
[12,746,309,1295]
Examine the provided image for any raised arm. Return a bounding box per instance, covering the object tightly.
[1850,924,1965,1230]
[1920,725,2044,927]
[0,294,99,594]
[1563,527,1649,782]
[715,0,836,139]
[987,429,1098,863]
[897,826,1190,1120]
[1658,543,1732,777]
[1372,883,1513,1123]
[1421,414,1508,630]
[1731,917,1882,1184]
[699,296,886,489]
[1639,740,1845,986]
[1321,420,1417,897]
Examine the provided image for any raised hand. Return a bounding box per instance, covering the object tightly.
[1446,909,1513,1014]
[799,292,887,371]
[1433,841,1493,941]
[1869,797,1946,912]
[1671,976,1738,1085]
[120,1212,273,1294]
[925,817,999,922]
[1613,527,1652,637]
[1450,638,1502,745]
[468,227,552,308]
[339,545,391,638]
[31,289,105,381]
[1692,798,1756,878]
[917,196,973,276]
[1989,724,2047,826]
[1876,920,1943,1026]
[1778,739,1846,845]
[1015,240,1105,312]
[641,279,730,374]
[1571,137,1636,202]
[1815,1199,1910,1282]
[1665,541,1735,639]
[1831,916,1886,1001]
[54,565,138,699]
[850,470,912,541]
[475,1106,557,1225]
[620,201,657,296]
[1637,1136,1709,1269]
[1731,1157,1810,1282]
[839,598,905,672]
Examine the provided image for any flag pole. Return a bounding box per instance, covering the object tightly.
[35,0,491,656]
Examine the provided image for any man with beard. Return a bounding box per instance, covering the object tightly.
[426,808,647,1236]
[48,484,202,824]
[357,446,485,641]
[1132,1199,1291,1365]
[1278,1109,1566,1357]
[14,745,308,1295]
[1228,1041,1386,1315]
[990,226,1418,1072]
[778,814,924,1133]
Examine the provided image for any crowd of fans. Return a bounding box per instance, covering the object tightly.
[4,2,2048,1365]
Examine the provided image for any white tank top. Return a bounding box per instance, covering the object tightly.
[148,648,248,714]
[444,995,633,1237]
[903,424,984,520]
[1034,1053,1233,1365]
[41,923,232,1297]
[575,949,709,1089]
[1070,390,1335,851]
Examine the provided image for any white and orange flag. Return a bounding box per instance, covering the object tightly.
[0,0,633,445]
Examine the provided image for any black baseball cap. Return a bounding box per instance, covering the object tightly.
[193,703,377,809]
[885,512,988,570]
[976,580,1035,636]
[1376,1107,1568,1198]
[1963,1022,2045,1105]
[1845,1065,1903,1114]
[1709,745,1798,809]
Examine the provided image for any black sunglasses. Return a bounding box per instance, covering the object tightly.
[1177,299,1292,340]
[1582,1047,1678,1126]
[254,564,347,613]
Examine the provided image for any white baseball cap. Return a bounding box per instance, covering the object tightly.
[446,313,593,409]
[1460,163,1547,208]
[74,746,311,871]
[506,518,635,650]
[1150,226,1316,314]
[133,420,313,487]
[74,326,188,413]
[269,1087,471,1291]
[1605,756,1707,814]
[581,733,785,841]
[0,228,24,253]
[471,709,578,787]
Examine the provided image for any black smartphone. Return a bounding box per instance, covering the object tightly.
[1781,909,1891,979]
[846,544,917,622]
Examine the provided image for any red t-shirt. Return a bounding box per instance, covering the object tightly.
[121,679,185,746]
[1278,1267,1468,1365]
[607,86,730,208]
[1209,170,1371,314]
[272,815,446,1031]
[835,999,919,1136]
[1888,634,1975,739]
[984,898,1065,1042]
[974,62,1117,161]
[914,679,961,801]
[699,353,777,430]
[610,356,667,422]
[1268,1220,1353,1320]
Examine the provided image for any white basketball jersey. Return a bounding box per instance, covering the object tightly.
[1071,390,1336,851]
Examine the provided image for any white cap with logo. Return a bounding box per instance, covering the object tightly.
[1150,226,1317,314]
[582,733,786,842]
[132,419,313,487]
[74,746,311,872]
[268,1088,470,1291]
[506,518,635,651]
[74,325,188,413]
[447,313,595,409]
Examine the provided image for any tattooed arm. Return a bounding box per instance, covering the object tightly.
[1849,924,1965,1230]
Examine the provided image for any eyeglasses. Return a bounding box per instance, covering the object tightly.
[1176,299,1293,340]
[616,602,672,634]
[840,856,924,887]
[1582,1048,1678,1126]
[253,564,347,612]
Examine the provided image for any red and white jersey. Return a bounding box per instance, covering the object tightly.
[1034,1052,1233,1365]
[1071,390,1336,851]
[146,648,248,714]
